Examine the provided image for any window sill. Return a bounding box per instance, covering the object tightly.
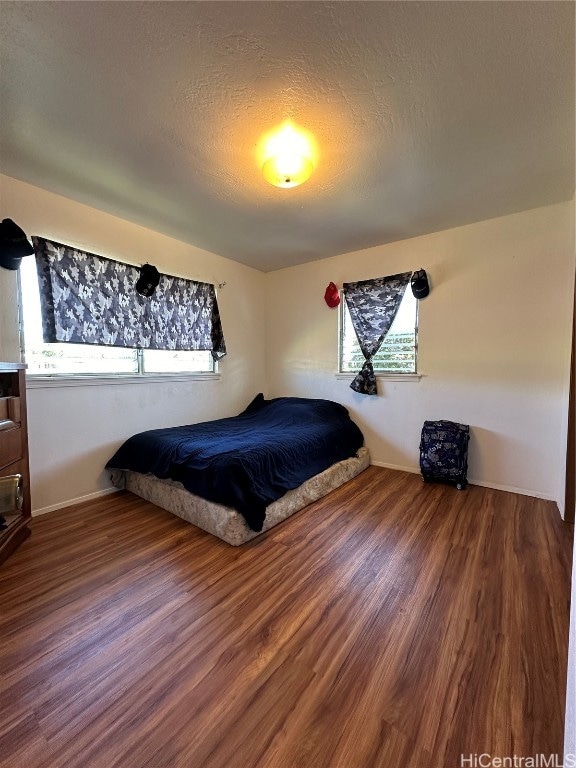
[335,373,422,381]
[26,373,221,389]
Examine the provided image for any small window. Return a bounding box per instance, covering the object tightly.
[19,257,215,376]
[142,349,215,374]
[339,288,418,374]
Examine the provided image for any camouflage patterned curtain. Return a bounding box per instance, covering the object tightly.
[32,237,226,360]
[343,272,411,395]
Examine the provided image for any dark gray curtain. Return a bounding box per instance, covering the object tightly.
[32,237,226,359]
[343,272,411,395]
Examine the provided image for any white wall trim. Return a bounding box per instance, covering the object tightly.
[467,478,556,501]
[370,459,420,474]
[27,373,221,389]
[370,460,557,501]
[335,373,422,382]
[32,466,559,519]
[32,486,120,517]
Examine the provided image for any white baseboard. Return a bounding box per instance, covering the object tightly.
[370,460,420,474]
[466,478,556,502]
[32,487,119,517]
[369,460,556,502]
[32,470,560,518]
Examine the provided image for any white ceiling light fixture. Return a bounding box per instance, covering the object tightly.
[259,122,316,188]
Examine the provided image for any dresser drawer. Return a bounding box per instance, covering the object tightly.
[0,427,22,470]
[0,397,20,424]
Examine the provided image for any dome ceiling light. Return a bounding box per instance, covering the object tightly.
[259,121,316,188]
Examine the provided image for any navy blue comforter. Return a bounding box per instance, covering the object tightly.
[106,395,364,531]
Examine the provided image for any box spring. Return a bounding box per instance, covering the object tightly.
[110,447,370,545]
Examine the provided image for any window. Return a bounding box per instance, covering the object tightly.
[141,349,215,374]
[19,257,216,376]
[339,287,418,374]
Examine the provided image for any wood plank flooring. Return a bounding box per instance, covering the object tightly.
[0,467,573,768]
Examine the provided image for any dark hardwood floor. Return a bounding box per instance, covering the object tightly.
[0,467,573,768]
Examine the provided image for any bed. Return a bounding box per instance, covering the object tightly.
[106,394,369,545]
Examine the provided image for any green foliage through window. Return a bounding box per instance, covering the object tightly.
[340,289,418,374]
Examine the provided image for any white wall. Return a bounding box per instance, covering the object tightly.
[266,202,575,503]
[0,175,266,513]
[1,176,573,512]
[0,268,20,362]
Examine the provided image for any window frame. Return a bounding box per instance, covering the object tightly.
[337,288,421,379]
[17,264,220,385]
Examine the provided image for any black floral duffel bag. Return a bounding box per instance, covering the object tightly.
[419,420,470,490]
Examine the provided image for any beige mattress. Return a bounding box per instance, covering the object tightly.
[110,446,370,545]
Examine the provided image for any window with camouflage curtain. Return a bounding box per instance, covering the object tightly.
[31,237,226,360]
[343,272,412,395]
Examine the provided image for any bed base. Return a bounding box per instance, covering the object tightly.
[110,447,370,545]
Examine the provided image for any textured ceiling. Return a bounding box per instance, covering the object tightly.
[1,1,574,272]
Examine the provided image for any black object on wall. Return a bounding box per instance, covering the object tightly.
[0,219,34,270]
[136,263,161,297]
[411,269,430,299]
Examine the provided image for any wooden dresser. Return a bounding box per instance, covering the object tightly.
[0,362,31,565]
